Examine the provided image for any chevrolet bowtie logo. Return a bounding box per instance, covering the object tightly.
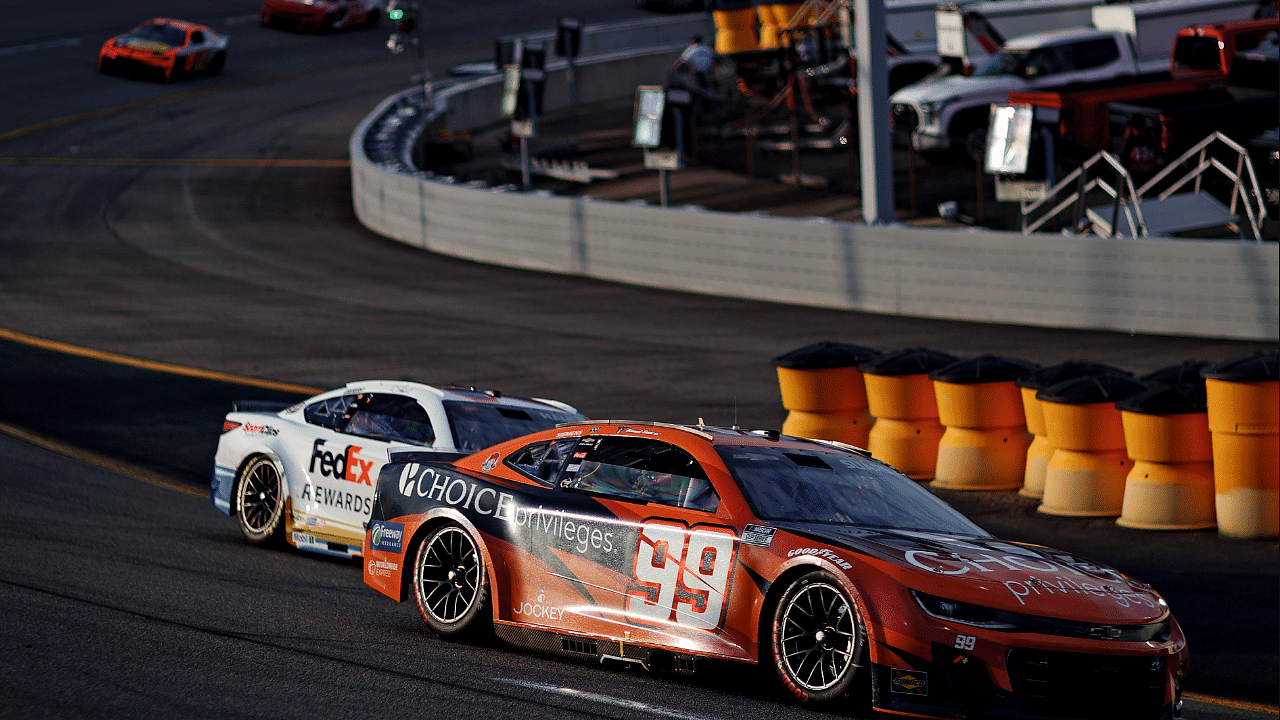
[1088,625,1123,639]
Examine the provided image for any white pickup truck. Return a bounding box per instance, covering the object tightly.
[890,27,1164,157]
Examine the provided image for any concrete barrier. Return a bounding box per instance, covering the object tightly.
[350,22,1279,342]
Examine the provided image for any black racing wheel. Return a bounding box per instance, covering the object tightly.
[770,571,866,703]
[413,523,491,639]
[236,456,285,545]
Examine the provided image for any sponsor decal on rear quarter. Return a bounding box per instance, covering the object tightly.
[370,520,405,552]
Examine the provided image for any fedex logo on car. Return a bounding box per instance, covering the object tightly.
[309,439,375,485]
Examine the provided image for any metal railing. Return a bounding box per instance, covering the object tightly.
[1020,151,1143,236]
[1021,131,1269,240]
[1134,132,1268,241]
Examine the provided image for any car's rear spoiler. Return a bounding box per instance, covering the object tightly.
[230,400,294,413]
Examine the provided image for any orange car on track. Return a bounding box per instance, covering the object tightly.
[99,18,227,82]
[363,420,1189,719]
[260,0,381,33]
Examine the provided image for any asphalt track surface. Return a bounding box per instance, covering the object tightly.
[0,2,1276,718]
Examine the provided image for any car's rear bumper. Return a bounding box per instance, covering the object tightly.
[211,465,235,514]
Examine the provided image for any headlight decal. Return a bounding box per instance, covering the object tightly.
[911,590,1171,642]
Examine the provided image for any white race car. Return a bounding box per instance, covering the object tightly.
[211,380,584,558]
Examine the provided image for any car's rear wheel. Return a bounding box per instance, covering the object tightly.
[236,456,285,545]
[770,571,866,703]
[413,523,491,639]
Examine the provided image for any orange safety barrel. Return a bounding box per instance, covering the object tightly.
[774,341,881,448]
[1116,379,1216,530]
[861,347,960,480]
[930,355,1039,492]
[1201,351,1279,539]
[1014,361,1130,499]
[713,1,759,54]
[1037,372,1146,517]
[757,3,808,49]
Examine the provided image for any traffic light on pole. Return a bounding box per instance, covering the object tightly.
[386,1,417,54]
[388,1,416,33]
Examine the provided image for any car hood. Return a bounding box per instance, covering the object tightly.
[776,523,1169,624]
[891,75,1024,105]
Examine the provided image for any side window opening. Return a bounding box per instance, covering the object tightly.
[1074,37,1120,71]
[344,394,435,445]
[1026,43,1074,76]
[507,439,576,486]
[303,394,357,431]
[561,437,719,512]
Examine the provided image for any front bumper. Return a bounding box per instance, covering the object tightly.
[867,595,1187,720]
[873,646,1183,719]
[100,52,173,77]
[890,103,951,153]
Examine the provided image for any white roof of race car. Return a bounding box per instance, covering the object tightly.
[335,380,578,414]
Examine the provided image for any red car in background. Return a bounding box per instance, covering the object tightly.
[261,0,381,33]
[99,18,227,82]
[363,420,1189,719]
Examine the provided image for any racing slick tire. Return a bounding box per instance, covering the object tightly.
[209,51,226,75]
[413,523,492,640]
[235,456,286,545]
[770,571,867,704]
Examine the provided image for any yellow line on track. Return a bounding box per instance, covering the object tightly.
[0,421,205,497]
[0,157,349,167]
[0,327,322,395]
[1184,692,1280,716]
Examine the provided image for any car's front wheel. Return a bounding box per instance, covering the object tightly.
[413,523,491,639]
[236,456,285,545]
[770,571,866,703]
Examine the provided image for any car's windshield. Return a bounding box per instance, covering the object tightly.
[717,444,990,535]
[130,23,187,46]
[443,401,583,452]
[973,50,1029,77]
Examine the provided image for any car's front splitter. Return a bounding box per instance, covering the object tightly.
[870,646,1181,720]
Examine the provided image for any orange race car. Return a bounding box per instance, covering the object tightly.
[260,0,381,33]
[99,18,227,82]
[363,421,1189,719]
